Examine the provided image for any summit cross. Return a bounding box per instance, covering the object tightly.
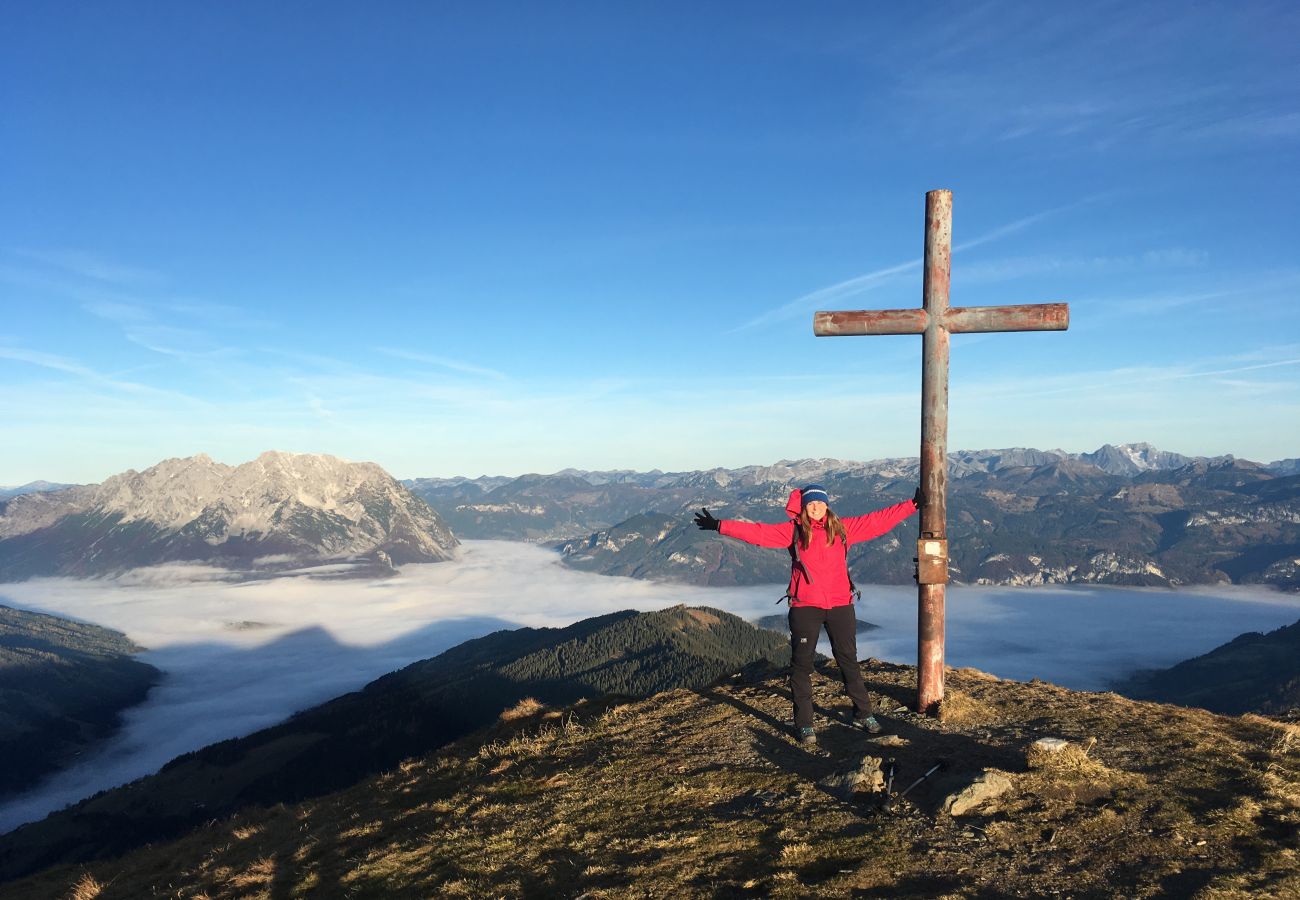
[813,189,1070,716]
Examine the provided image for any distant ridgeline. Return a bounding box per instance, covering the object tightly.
[406,444,1300,591]
[0,605,159,798]
[1114,619,1300,717]
[756,614,879,634]
[0,606,786,882]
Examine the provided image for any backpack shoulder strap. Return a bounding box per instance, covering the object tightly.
[778,518,813,605]
[841,531,861,602]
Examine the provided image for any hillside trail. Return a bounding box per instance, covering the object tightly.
[13,662,1300,899]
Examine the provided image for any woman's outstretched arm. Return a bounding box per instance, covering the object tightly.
[694,508,795,549]
[843,497,919,545]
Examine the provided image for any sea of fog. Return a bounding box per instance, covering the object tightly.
[3,539,1299,833]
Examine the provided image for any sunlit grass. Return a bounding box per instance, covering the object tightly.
[10,666,1300,899]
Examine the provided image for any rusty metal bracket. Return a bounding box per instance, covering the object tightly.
[916,538,949,585]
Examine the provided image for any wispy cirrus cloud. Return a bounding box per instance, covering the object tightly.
[0,262,145,309]
[9,248,166,286]
[0,345,199,400]
[81,300,153,323]
[733,257,919,333]
[875,3,1300,152]
[949,202,1084,254]
[78,300,237,361]
[738,198,1099,331]
[166,299,270,329]
[3,249,271,362]
[962,349,1300,403]
[1076,271,1300,325]
[957,247,1208,285]
[374,347,509,381]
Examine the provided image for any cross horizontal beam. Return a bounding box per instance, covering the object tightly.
[813,303,1069,336]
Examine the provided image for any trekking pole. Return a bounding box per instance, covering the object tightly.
[884,759,946,811]
[898,760,947,800]
[878,754,899,811]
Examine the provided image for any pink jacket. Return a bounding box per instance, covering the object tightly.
[718,490,917,609]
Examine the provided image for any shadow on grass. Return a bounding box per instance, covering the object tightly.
[697,670,1023,820]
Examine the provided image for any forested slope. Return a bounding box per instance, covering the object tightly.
[0,605,158,798]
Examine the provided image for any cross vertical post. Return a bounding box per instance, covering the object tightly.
[812,189,1069,716]
[918,190,951,716]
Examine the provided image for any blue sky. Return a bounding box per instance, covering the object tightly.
[3,1,1298,484]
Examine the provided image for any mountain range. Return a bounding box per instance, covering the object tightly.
[402,443,1300,591]
[0,452,458,580]
[407,443,1294,539]
[5,443,1295,589]
[0,483,75,502]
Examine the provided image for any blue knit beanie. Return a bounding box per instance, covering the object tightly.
[800,484,830,508]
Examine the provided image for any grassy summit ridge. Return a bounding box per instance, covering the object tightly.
[0,605,785,881]
[10,662,1298,898]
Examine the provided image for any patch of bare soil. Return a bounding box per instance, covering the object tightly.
[10,662,1300,898]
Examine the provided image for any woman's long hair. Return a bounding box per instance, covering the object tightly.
[797,505,847,549]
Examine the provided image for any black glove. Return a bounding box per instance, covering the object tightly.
[693,508,721,531]
[912,487,925,509]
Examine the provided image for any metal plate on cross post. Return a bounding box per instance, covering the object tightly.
[917,538,948,584]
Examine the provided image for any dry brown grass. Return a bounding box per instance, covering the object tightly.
[11,665,1300,899]
[499,696,545,721]
[936,687,999,725]
[65,872,102,900]
[1026,737,1104,774]
[1243,713,1299,754]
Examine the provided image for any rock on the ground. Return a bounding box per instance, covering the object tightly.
[1027,737,1077,769]
[944,769,1015,816]
[818,755,886,798]
[870,734,909,747]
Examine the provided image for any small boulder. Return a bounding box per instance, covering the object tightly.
[1027,737,1071,768]
[944,769,1014,816]
[818,755,886,799]
[871,734,909,747]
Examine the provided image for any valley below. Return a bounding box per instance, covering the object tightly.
[3,540,1299,837]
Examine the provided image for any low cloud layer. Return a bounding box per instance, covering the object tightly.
[3,541,1298,832]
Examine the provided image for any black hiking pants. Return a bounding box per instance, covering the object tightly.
[788,604,873,729]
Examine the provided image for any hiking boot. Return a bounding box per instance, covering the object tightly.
[798,726,817,746]
[853,714,883,734]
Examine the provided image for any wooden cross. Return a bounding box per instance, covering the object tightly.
[813,189,1069,716]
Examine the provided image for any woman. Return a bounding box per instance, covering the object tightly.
[694,484,920,745]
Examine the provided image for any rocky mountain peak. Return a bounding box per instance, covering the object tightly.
[0,452,459,578]
[93,454,231,529]
[1082,443,1193,476]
